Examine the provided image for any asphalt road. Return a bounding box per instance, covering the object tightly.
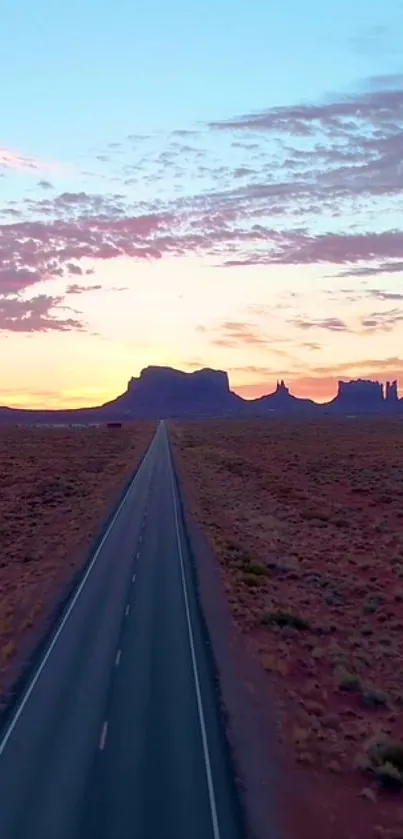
[0,421,244,839]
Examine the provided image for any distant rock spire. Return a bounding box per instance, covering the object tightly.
[275,379,289,395]
[386,380,398,402]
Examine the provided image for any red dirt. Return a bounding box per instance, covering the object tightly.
[0,423,155,704]
[170,418,403,839]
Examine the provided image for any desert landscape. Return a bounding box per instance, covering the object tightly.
[170,418,403,839]
[0,423,155,708]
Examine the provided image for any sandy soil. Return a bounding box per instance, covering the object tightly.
[0,423,155,705]
[170,418,403,839]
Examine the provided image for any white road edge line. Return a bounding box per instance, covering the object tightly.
[0,433,157,757]
[166,431,221,839]
[99,721,108,750]
[115,649,122,666]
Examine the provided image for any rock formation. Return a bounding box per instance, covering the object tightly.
[385,380,398,402]
[0,367,400,423]
[328,378,400,413]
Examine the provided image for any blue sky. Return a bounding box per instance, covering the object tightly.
[2,0,400,152]
[0,0,402,407]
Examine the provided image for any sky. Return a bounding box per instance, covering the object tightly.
[1,0,403,407]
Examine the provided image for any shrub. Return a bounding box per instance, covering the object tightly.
[360,686,389,708]
[366,737,403,770]
[247,562,269,576]
[242,573,261,587]
[262,610,311,631]
[374,762,403,790]
[357,736,403,791]
[334,665,361,692]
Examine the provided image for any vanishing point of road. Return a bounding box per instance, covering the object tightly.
[0,422,245,839]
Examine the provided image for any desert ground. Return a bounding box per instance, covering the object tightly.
[0,423,155,707]
[170,418,403,839]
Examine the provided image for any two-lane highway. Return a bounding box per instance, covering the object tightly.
[0,422,244,839]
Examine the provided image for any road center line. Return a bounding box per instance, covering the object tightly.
[99,721,108,751]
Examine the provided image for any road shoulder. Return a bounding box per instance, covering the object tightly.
[170,445,283,839]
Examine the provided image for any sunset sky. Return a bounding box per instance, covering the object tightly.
[1,0,403,408]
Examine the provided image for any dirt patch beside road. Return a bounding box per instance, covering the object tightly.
[0,422,155,706]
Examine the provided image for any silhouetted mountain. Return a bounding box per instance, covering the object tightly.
[325,378,402,414]
[0,367,401,424]
[245,379,318,414]
[101,366,244,418]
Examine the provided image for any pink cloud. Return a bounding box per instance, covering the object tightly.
[223,231,403,268]
[0,209,174,298]
[0,294,84,332]
[1,72,402,311]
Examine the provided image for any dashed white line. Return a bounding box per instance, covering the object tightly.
[136,551,140,560]
[125,604,130,617]
[132,572,136,583]
[115,649,122,666]
[99,721,108,750]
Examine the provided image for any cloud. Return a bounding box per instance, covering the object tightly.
[292,306,403,335]
[207,321,295,358]
[5,198,403,300]
[223,231,403,268]
[361,307,403,331]
[335,260,403,277]
[209,75,403,138]
[292,316,349,332]
[66,283,103,294]
[366,288,403,301]
[229,364,284,376]
[0,266,42,295]
[66,263,83,276]
[212,320,270,347]
[0,148,60,174]
[0,209,174,297]
[300,341,321,350]
[0,294,84,332]
[308,356,403,376]
[1,73,403,292]
[38,180,54,190]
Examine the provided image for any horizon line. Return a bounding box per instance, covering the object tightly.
[0,369,401,412]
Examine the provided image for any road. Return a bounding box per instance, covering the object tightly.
[0,421,244,839]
